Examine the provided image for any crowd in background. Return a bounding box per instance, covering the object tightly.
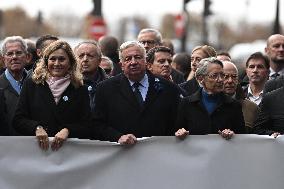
[0,29,284,151]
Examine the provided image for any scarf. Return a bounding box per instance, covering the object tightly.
[46,75,71,104]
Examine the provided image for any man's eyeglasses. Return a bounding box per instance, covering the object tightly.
[139,40,157,45]
[206,73,225,80]
[224,74,238,80]
[5,51,25,58]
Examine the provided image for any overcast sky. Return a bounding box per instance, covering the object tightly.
[0,0,283,25]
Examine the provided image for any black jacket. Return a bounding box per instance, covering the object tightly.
[179,77,200,97]
[93,72,181,142]
[175,89,246,134]
[253,86,284,135]
[13,78,92,138]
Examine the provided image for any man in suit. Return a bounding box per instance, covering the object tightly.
[74,40,108,112]
[253,86,284,138]
[222,61,259,133]
[94,41,180,144]
[0,36,28,135]
[137,28,184,84]
[243,52,269,105]
[263,34,284,93]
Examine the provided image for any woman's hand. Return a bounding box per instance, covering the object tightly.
[218,129,235,140]
[51,128,69,151]
[175,128,189,139]
[271,132,281,138]
[35,126,49,151]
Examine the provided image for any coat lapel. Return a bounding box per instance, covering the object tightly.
[142,73,159,112]
[119,75,141,109]
[0,74,19,96]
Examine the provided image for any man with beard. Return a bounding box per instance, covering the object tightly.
[243,52,269,105]
[263,34,284,93]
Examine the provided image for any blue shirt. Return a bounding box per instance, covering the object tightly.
[5,69,24,95]
[128,73,149,101]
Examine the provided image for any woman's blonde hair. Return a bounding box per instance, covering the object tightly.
[191,45,217,58]
[32,40,83,88]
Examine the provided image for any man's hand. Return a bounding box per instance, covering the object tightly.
[175,128,189,139]
[271,132,281,138]
[218,129,235,140]
[118,134,137,145]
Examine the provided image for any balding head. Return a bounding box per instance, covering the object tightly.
[222,61,239,96]
[265,34,284,67]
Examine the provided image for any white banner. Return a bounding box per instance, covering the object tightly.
[0,135,283,189]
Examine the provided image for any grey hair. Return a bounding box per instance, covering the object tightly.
[195,57,223,78]
[1,36,28,55]
[222,61,238,75]
[138,28,162,43]
[119,41,146,61]
[101,56,114,69]
[74,40,102,58]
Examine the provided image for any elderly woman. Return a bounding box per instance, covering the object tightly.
[179,45,217,97]
[13,40,92,151]
[175,57,245,139]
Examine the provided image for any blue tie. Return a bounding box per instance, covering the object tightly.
[133,82,143,107]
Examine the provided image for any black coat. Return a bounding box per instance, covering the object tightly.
[93,72,181,142]
[0,89,8,135]
[253,86,284,135]
[0,72,27,135]
[175,89,246,134]
[263,75,284,94]
[13,78,92,138]
[179,77,200,97]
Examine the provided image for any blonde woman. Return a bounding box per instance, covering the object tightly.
[13,40,92,151]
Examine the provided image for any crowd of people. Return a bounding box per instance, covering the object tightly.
[0,29,284,151]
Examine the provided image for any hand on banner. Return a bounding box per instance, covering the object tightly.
[51,128,69,151]
[218,129,234,140]
[35,126,49,151]
[271,132,281,138]
[118,134,137,145]
[175,128,189,139]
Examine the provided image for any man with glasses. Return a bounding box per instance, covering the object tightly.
[74,40,108,112]
[175,57,245,139]
[222,61,259,133]
[0,36,28,135]
[99,56,114,77]
[137,28,162,53]
[93,41,180,144]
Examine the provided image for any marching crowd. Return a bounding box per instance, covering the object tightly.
[0,28,284,151]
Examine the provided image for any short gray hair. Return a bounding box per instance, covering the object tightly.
[74,40,102,58]
[138,28,162,44]
[1,36,28,55]
[101,56,114,69]
[195,57,223,78]
[119,41,146,61]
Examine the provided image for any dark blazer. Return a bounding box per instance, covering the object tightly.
[263,75,284,94]
[253,86,284,135]
[179,77,200,97]
[13,78,92,138]
[0,89,8,135]
[0,73,23,135]
[171,69,185,85]
[175,89,246,134]
[93,72,181,142]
